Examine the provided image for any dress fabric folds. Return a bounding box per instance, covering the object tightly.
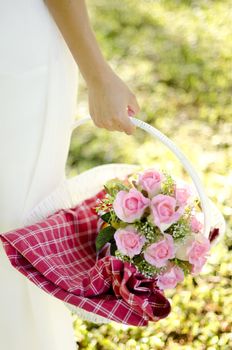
[0,1,78,349]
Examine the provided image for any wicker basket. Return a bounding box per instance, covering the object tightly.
[23,116,226,323]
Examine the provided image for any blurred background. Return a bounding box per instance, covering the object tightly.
[66,1,232,349]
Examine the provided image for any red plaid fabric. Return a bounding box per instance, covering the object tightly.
[0,190,170,326]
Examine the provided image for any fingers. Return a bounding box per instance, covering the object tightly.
[128,93,140,116]
[117,112,136,135]
[89,90,140,134]
[90,108,136,134]
[91,113,134,134]
[89,99,120,131]
[122,92,140,134]
[90,111,121,132]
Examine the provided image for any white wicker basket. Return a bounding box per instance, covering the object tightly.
[23,116,226,323]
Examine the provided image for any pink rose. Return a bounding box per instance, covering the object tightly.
[150,194,182,231]
[113,188,150,223]
[190,215,203,233]
[175,185,192,206]
[144,234,175,267]
[191,257,207,275]
[138,169,164,197]
[114,226,146,258]
[157,266,184,290]
[186,234,210,274]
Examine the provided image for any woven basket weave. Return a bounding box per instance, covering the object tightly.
[23,116,226,323]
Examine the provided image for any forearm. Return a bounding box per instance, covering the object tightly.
[44,0,111,85]
[44,0,139,135]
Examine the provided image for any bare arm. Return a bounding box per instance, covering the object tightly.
[44,0,140,134]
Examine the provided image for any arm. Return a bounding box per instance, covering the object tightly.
[44,0,140,134]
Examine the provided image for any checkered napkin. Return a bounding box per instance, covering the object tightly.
[0,189,170,326]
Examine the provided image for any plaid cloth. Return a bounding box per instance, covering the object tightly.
[0,189,170,326]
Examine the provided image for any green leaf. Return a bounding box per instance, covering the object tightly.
[104,179,130,196]
[96,226,116,252]
[110,241,117,256]
[101,212,111,223]
[133,255,143,265]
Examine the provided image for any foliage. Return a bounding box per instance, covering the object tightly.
[67,0,232,348]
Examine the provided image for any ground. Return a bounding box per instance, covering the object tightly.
[66,1,232,349]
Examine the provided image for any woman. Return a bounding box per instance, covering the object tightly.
[0,0,139,349]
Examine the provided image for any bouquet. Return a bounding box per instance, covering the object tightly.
[95,168,218,290]
[1,163,222,325]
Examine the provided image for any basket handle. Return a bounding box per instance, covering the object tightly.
[71,115,211,238]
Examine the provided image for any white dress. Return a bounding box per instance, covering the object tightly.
[0,1,78,349]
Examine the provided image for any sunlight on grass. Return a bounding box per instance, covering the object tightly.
[67,1,232,348]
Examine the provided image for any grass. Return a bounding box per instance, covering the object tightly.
[66,1,232,349]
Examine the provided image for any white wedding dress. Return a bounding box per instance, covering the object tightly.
[0,1,78,349]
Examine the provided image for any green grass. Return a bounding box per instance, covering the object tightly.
[66,1,232,349]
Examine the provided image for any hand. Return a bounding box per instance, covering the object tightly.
[87,69,140,135]
[44,1,139,134]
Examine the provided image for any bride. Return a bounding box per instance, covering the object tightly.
[0,0,139,349]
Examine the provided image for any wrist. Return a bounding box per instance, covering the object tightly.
[84,62,114,88]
